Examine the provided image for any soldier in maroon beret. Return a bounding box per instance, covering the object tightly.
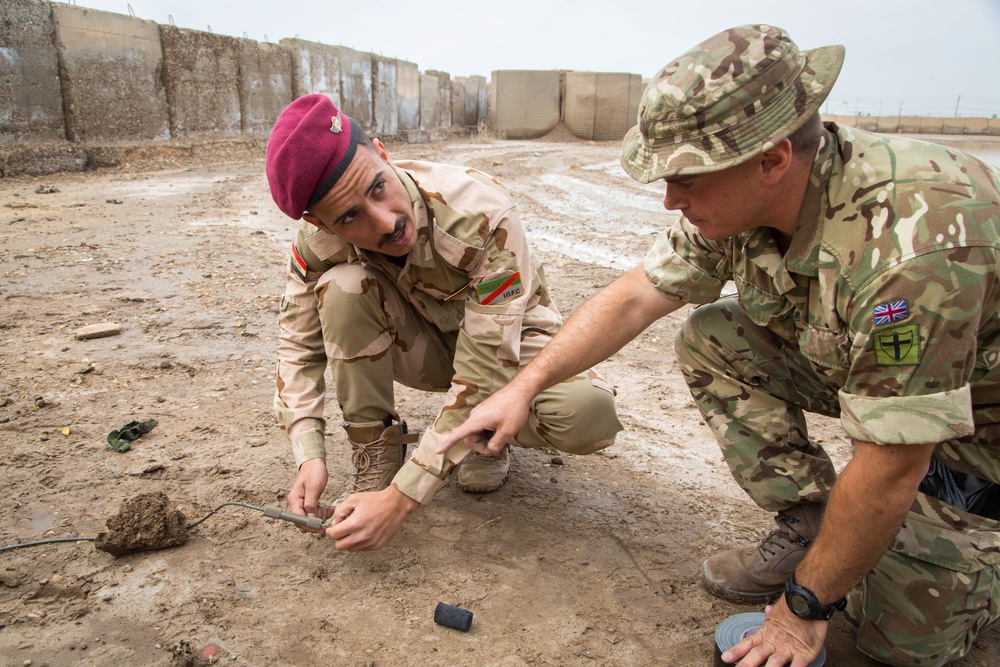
[266,95,622,551]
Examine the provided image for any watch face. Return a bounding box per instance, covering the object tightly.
[788,592,812,617]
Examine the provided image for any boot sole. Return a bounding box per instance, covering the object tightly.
[456,478,506,493]
[700,561,784,604]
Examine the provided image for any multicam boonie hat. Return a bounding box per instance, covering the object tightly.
[620,24,845,183]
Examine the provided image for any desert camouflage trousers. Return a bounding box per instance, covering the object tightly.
[316,262,621,454]
[676,298,1000,666]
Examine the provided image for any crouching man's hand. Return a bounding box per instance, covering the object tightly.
[325,486,420,551]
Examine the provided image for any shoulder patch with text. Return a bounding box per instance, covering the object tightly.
[475,272,523,305]
[873,324,920,365]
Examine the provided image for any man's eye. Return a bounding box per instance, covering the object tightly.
[373,180,386,195]
[339,210,358,225]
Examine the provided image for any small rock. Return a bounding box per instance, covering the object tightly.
[74,323,122,340]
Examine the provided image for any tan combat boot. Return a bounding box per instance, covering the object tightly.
[336,420,418,502]
[701,503,824,603]
[457,445,511,493]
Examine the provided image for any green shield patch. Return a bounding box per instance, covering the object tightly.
[873,324,920,365]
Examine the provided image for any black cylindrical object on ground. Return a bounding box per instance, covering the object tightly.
[434,602,473,632]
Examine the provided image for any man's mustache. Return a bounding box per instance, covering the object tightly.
[378,217,410,247]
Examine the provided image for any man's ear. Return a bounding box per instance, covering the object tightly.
[759,139,794,186]
[302,212,332,233]
[373,138,394,167]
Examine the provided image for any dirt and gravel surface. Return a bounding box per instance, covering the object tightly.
[2,131,999,667]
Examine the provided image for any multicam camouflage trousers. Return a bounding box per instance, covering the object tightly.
[316,262,621,453]
[676,298,1000,667]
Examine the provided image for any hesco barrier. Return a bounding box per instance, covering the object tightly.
[3,0,997,177]
[159,25,242,138]
[1,0,491,177]
[50,3,170,143]
[0,0,65,142]
[825,115,999,136]
[562,72,643,141]
[489,70,561,139]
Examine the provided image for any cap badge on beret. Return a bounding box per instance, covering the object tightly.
[265,94,361,220]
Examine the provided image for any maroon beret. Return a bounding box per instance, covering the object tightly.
[266,94,361,220]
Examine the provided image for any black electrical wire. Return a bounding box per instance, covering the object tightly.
[1,501,269,553]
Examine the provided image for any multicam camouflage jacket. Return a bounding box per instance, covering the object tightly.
[275,160,563,495]
[643,123,1000,481]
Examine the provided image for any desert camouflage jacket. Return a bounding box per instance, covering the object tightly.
[276,160,562,498]
[644,123,1000,481]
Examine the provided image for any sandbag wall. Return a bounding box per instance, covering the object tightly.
[1,0,489,174]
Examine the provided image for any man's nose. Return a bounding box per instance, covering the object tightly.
[663,182,687,211]
[373,207,398,234]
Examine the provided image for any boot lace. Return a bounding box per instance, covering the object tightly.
[757,514,812,562]
[349,435,392,493]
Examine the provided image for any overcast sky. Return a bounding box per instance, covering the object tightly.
[65,0,1000,117]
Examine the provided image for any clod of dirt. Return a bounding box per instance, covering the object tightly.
[95,491,188,557]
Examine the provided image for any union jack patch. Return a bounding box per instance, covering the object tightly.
[290,243,307,281]
[873,300,909,326]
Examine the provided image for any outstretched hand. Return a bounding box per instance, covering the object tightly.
[435,382,533,455]
[720,599,828,667]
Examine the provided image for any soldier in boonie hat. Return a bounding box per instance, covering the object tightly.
[451,22,1000,667]
[620,24,844,182]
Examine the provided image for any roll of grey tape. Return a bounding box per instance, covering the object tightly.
[713,612,825,667]
[434,602,473,632]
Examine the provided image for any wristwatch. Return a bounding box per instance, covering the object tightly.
[784,572,846,621]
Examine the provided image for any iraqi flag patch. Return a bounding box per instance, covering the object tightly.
[475,272,523,305]
[290,243,308,281]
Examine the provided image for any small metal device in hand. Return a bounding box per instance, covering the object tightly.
[263,506,324,530]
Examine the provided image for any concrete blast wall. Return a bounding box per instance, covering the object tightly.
[50,4,169,143]
[563,72,642,141]
[423,70,452,132]
[450,79,466,131]
[459,75,487,127]
[339,46,373,133]
[160,25,242,138]
[397,59,420,132]
[372,55,399,136]
[281,38,343,105]
[1,0,65,142]
[237,40,292,135]
[489,70,560,139]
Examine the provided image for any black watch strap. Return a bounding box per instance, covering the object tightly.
[784,572,847,621]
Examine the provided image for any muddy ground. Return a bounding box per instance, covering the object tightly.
[2,131,999,667]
